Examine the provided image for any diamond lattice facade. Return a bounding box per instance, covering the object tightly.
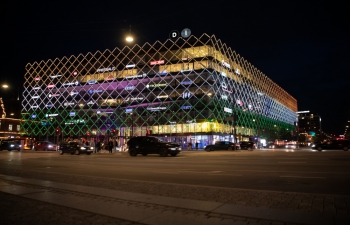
[22,34,298,148]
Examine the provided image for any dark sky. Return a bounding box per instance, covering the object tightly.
[1,0,349,135]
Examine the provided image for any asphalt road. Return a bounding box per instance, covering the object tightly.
[1,147,350,195]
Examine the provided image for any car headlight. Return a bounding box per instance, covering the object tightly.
[10,144,14,147]
[311,144,315,147]
[80,147,86,150]
[48,145,52,148]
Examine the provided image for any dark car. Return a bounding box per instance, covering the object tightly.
[33,141,57,151]
[239,141,256,150]
[312,140,350,151]
[127,136,181,157]
[0,140,21,151]
[58,141,93,155]
[205,141,240,151]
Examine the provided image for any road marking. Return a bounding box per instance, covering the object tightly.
[280,176,325,179]
[278,162,306,163]
[208,174,242,176]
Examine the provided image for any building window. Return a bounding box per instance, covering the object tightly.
[9,124,13,131]
[17,125,20,131]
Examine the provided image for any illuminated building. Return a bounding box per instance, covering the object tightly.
[22,34,298,148]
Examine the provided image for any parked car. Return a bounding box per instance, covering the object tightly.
[239,141,256,150]
[33,141,57,151]
[205,141,240,151]
[58,141,93,155]
[127,136,181,157]
[0,140,21,151]
[312,140,350,151]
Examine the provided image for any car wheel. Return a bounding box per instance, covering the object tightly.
[59,150,63,155]
[228,147,233,151]
[205,148,212,152]
[170,153,177,157]
[141,153,148,156]
[317,147,322,151]
[159,148,168,157]
[74,150,80,155]
[129,148,137,156]
[343,147,349,151]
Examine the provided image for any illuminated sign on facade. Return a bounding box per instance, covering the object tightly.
[50,75,62,78]
[157,95,168,99]
[181,106,192,110]
[49,94,60,97]
[182,91,191,99]
[125,108,132,113]
[180,81,192,85]
[69,112,76,116]
[87,80,97,84]
[88,90,102,94]
[126,74,146,79]
[221,72,227,77]
[70,91,79,96]
[222,60,230,69]
[31,106,39,108]
[236,99,244,106]
[147,107,166,111]
[221,95,228,100]
[146,83,167,88]
[46,104,53,108]
[97,67,116,73]
[47,84,55,88]
[224,107,232,113]
[64,102,76,106]
[235,68,240,74]
[35,77,40,81]
[45,113,59,117]
[32,96,40,99]
[63,81,80,86]
[33,86,41,90]
[125,86,135,91]
[150,60,165,65]
[126,64,135,68]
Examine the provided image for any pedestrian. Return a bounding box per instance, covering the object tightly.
[188,142,192,150]
[195,141,199,150]
[96,140,101,153]
[109,140,113,153]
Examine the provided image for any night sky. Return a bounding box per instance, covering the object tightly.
[1,0,349,135]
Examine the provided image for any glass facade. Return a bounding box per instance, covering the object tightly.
[21,34,297,147]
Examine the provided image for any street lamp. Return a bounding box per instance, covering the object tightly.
[125,25,134,43]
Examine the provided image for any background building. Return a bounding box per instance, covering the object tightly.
[297,110,322,144]
[21,34,298,148]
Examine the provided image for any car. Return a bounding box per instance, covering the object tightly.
[285,143,297,149]
[239,141,256,150]
[127,136,181,157]
[58,141,93,155]
[312,140,350,151]
[33,141,57,151]
[0,140,21,151]
[205,141,240,151]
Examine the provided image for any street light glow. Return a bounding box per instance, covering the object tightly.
[2,84,8,88]
[126,36,133,42]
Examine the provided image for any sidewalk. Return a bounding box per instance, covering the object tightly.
[1,174,349,225]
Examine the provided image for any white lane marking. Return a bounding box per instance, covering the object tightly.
[208,174,242,176]
[280,176,325,179]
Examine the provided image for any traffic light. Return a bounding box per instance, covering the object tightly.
[112,129,116,135]
[55,128,60,135]
[146,130,152,136]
